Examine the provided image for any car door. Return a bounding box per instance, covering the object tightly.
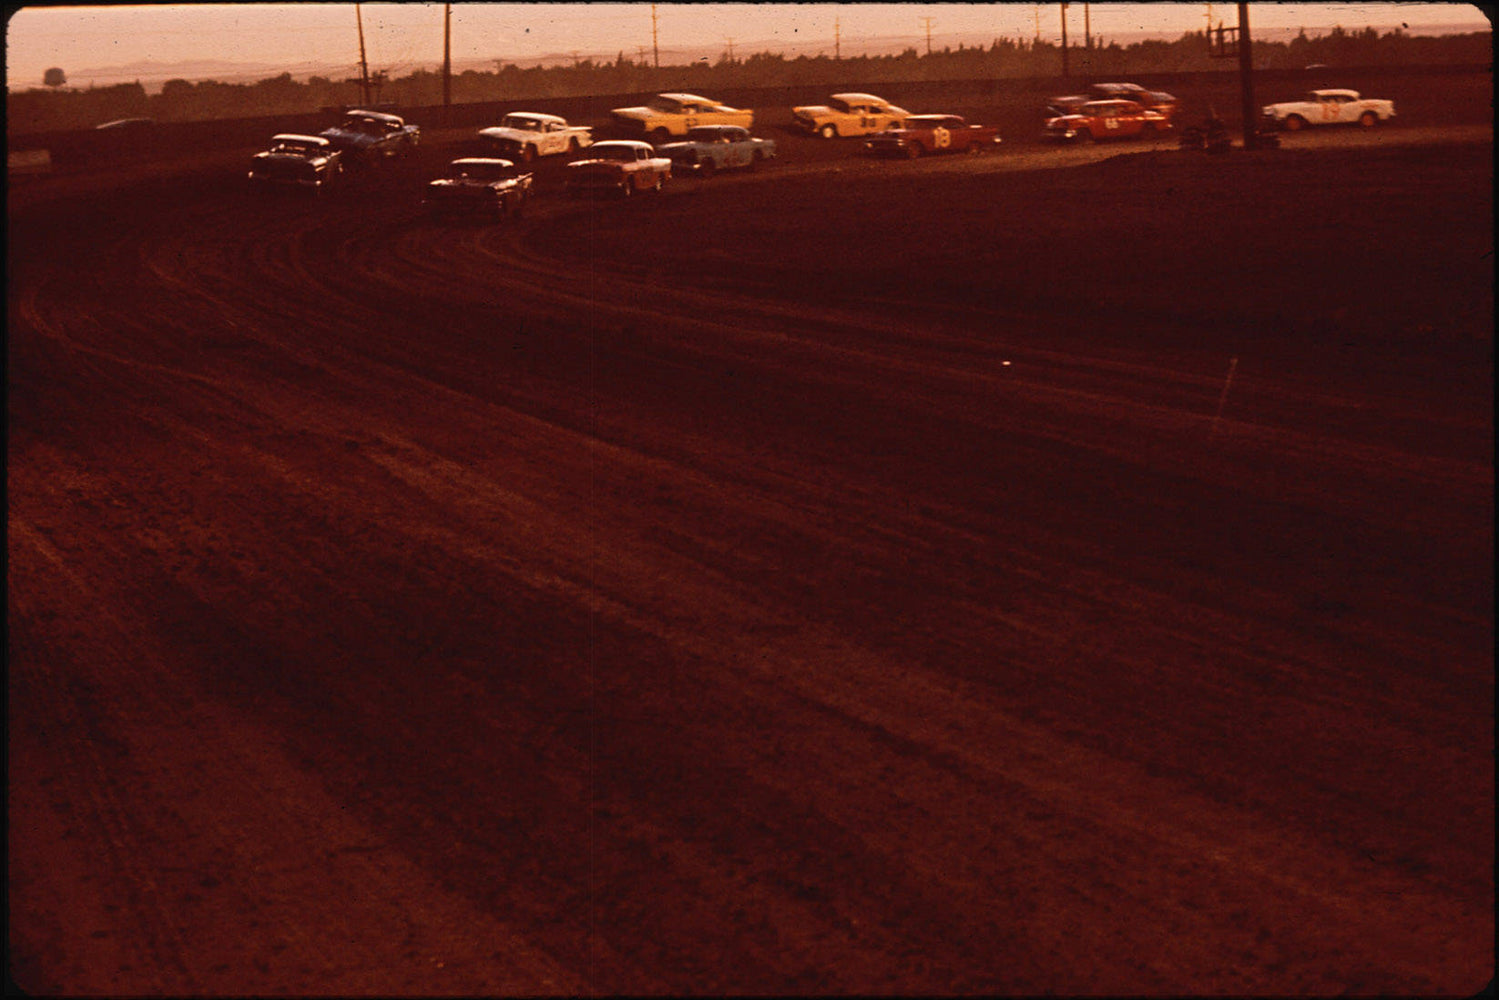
[1117,107,1145,137]
[720,132,745,168]
[539,124,561,156]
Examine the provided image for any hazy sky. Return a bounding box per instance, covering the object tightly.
[5,3,1489,87]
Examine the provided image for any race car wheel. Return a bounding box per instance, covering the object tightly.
[620,178,633,198]
[1283,115,1306,131]
[651,174,664,194]
[818,123,837,139]
[568,137,581,152]
[904,142,921,159]
[1358,111,1378,127]
[699,157,716,178]
[519,145,536,163]
[749,150,763,170]
[650,127,671,145]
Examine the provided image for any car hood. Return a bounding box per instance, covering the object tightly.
[793,104,833,117]
[320,128,378,149]
[478,126,539,143]
[610,106,655,121]
[428,178,507,190]
[252,150,331,163]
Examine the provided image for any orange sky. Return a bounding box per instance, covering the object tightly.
[6,3,1489,88]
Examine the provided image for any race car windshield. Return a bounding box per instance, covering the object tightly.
[501,116,541,131]
[591,146,636,160]
[647,97,684,113]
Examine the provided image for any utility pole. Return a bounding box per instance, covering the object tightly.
[651,4,659,68]
[442,2,451,107]
[724,38,734,62]
[835,17,840,60]
[1084,2,1091,54]
[1060,3,1069,77]
[356,2,370,106]
[920,16,935,55]
[1237,1,1257,149]
[1034,5,1041,43]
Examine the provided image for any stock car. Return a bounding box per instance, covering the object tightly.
[609,92,754,144]
[864,115,1001,158]
[791,92,910,138]
[320,109,420,161]
[1261,89,1396,130]
[477,112,593,162]
[1047,82,1178,121]
[657,126,776,176]
[565,140,672,197]
[1043,100,1173,143]
[424,158,533,220]
[247,133,343,192]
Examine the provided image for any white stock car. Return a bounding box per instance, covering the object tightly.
[477,112,593,162]
[1261,89,1396,131]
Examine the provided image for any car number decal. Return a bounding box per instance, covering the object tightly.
[932,127,950,148]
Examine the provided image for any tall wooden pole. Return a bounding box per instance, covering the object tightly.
[1237,2,1256,148]
[1060,3,1069,77]
[442,2,451,107]
[651,4,659,68]
[356,3,370,106]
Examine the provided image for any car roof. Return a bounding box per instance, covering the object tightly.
[591,139,653,150]
[906,114,961,123]
[450,157,516,167]
[502,111,565,123]
[1311,88,1360,98]
[344,109,403,123]
[830,92,888,104]
[271,133,331,145]
[657,92,716,104]
[1083,99,1142,110]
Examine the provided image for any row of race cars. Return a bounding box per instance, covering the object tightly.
[246,82,1396,218]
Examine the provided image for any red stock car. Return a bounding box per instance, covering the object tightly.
[863,115,1001,158]
[1043,99,1173,143]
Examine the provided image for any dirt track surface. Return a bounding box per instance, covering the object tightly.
[8,86,1494,995]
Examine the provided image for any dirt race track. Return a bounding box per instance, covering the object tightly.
[7,73,1494,995]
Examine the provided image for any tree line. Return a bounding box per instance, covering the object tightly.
[9,26,1489,134]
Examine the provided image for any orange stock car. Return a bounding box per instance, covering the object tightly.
[1043,99,1173,143]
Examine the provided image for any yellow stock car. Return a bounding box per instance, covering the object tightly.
[609,93,755,144]
[791,92,910,138]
